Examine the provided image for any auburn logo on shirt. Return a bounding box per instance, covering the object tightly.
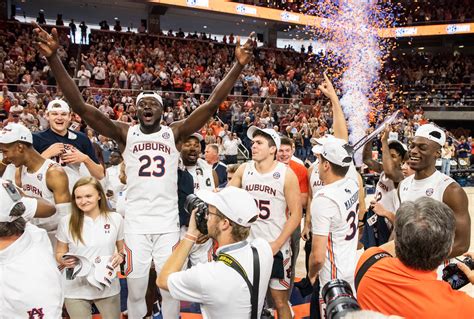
[27,308,44,319]
[104,224,110,234]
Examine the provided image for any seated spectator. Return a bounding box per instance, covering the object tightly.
[356,197,474,317]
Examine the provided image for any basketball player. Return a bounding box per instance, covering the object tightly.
[0,123,70,246]
[363,125,407,222]
[33,23,255,318]
[228,126,302,319]
[179,133,217,265]
[398,123,470,258]
[308,137,359,318]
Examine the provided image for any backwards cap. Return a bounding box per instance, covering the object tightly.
[136,91,163,106]
[414,124,446,147]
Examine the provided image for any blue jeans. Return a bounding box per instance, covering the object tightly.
[441,158,451,176]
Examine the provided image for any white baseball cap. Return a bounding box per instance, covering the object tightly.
[388,139,408,152]
[87,255,117,290]
[62,253,92,279]
[0,123,32,144]
[136,91,163,106]
[414,124,446,146]
[196,186,259,228]
[247,126,281,149]
[311,134,337,154]
[187,133,203,142]
[46,99,70,113]
[313,137,353,167]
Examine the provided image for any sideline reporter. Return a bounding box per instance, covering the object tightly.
[158,186,273,318]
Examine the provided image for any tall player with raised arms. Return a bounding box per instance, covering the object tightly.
[33,23,255,318]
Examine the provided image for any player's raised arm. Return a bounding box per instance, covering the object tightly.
[318,73,348,141]
[380,126,404,183]
[172,33,255,144]
[32,23,127,148]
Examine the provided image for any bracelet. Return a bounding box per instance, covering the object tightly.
[184,233,197,243]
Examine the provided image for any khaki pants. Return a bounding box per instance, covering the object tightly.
[65,293,120,319]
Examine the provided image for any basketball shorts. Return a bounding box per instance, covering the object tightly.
[270,241,292,290]
[123,232,180,278]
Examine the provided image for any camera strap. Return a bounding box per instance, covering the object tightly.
[355,251,391,292]
[217,246,260,319]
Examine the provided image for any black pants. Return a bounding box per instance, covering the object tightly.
[225,154,237,164]
[310,277,322,319]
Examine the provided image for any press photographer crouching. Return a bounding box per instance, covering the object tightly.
[355,197,474,317]
[157,186,273,318]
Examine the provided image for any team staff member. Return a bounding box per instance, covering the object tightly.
[356,198,474,317]
[204,143,227,187]
[33,99,104,190]
[398,124,470,259]
[158,187,273,319]
[309,138,359,318]
[0,178,63,318]
[34,23,256,318]
[104,150,125,210]
[56,177,124,319]
[229,127,302,319]
[0,123,71,246]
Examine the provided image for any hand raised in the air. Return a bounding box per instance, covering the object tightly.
[318,73,338,101]
[32,22,60,58]
[235,32,256,66]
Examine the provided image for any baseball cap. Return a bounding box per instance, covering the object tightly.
[414,124,446,146]
[311,134,337,154]
[62,253,92,279]
[136,91,163,106]
[247,126,281,149]
[0,179,24,222]
[187,132,203,142]
[313,137,353,167]
[46,99,70,113]
[87,255,117,290]
[0,123,32,144]
[388,139,408,152]
[196,186,259,227]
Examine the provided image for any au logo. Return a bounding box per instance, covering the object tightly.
[27,308,44,319]
[426,188,434,196]
[273,172,280,179]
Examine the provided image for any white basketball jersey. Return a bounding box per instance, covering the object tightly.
[309,160,359,196]
[314,177,360,291]
[374,172,397,213]
[398,170,455,204]
[20,159,57,231]
[186,158,215,191]
[242,161,287,242]
[122,125,180,234]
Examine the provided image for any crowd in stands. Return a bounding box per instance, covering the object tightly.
[231,0,474,25]
[0,21,473,168]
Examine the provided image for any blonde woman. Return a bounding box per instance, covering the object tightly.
[56,176,124,319]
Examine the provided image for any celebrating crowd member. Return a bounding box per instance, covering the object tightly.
[33,23,256,318]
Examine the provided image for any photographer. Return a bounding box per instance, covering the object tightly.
[356,197,474,317]
[158,187,273,318]
[0,178,63,317]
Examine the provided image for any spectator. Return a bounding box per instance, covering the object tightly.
[356,197,474,317]
[69,19,77,43]
[79,21,87,44]
[223,132,241,164]
[56,14,64,26]
[441,141,455,175]
[457,136,471,167]
[77,65,91,91]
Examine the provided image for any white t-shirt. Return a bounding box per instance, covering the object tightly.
[167,238,273,319]
[105,165,125,210]
[56,212,124,299]
[0,224,63,318]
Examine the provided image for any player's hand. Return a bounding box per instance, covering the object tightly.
[106,190,114,198]
[318,73,337,101]
[235,32,255,66]
[301,224,311,241]
[32,22,60,58]
[61,148,88,164]
[109,253,124,268]
[42,143,65,158]
[62,256,78,269]
[458,252,474,285]
[370,201,388,218]
[381,124,390,143]
[188,208,202,238]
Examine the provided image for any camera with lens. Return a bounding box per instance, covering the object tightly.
[322,279,360,319]
[442,256,474,290]
[184,194,209,235]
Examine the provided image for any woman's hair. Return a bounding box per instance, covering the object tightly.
[69,177,110,244]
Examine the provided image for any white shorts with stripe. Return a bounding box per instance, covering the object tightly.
[123,232,180,278]
[269,241,292,290]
